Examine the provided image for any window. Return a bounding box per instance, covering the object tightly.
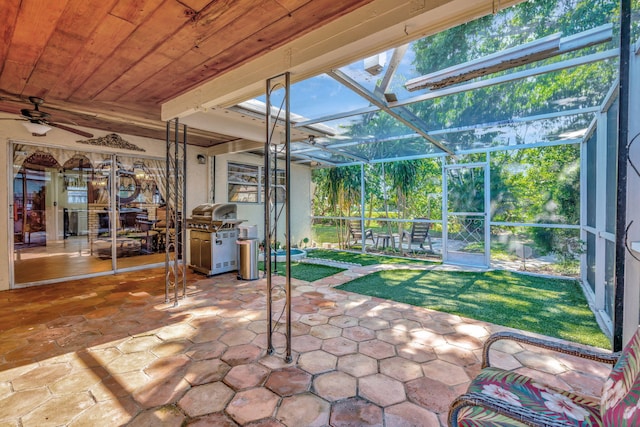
[228,163,259,203]
[228,162,285,203]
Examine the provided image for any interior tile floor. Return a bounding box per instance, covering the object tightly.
[0,263,610,426]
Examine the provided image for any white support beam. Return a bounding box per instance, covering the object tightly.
[406,23,612,91]
[328,69,454,154]
[398,49,619,106]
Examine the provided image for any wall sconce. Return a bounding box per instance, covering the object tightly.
[197,154,206,164]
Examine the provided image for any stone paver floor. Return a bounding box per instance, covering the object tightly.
[0,265,610,426]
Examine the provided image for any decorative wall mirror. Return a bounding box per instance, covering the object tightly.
[117,170,140,204]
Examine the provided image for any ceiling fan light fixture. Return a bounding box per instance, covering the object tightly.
[23,121,52,135]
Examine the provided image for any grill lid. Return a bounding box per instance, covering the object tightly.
[191,203,237,221]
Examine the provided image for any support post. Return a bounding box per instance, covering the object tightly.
[614,0,631,351]
[265,72,292,362]
[165,119,187,306]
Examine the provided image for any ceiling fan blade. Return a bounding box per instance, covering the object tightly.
[48,122,94,138]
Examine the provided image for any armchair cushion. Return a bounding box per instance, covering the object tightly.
[456,367,601,427]
[601,328,640,425]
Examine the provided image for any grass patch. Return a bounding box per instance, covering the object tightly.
[306,248,439,267]
[259,261,345,282]
[336,269,609,349]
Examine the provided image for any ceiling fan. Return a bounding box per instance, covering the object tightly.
[4,96,93,138]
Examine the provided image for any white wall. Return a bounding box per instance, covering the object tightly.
[0,114,210,290]
[212,151,312,247]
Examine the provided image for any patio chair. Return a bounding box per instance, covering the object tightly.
[401,219,433,253]
[348,220,375,247]
[448,327,640,427]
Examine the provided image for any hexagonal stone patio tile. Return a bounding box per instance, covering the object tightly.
[359,339,396,359]
[128,405,185,427]
[385,401,440,426]
[376,328,411,346]
[118,335,163,354]
[227,388,280,425]
[221,344,262,366]
[291,334,322,353]
[330,397,383,427]
[265,367,312,396]
[224,363,269,390]
[184,359,231,386]
[328,315,359,328]
[359,374,406,407]
[405,376,461,413]
[22,392,94,426]
[342,326,376,342]
[298,350,337,374]
[421,359,470,386]
[322,337,357,356]
[187,412,239,426]
[299,313,329,326]
[220,329,257,346]
[179,382,234,417]
[0,387,50,421]
[309,324,342,339]
[380,357,423,382]
[444,332,484,350]
[359,317,390,331]
[434,343,479,367]
[337,353,378,378]
[396,343,437,363]
[515,351,568,374]
[276,393,330,427]
[313,371,356,401]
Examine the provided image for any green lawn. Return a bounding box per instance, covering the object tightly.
[336,269,610,349]
[306,248,440,267]
[259,261,345,282]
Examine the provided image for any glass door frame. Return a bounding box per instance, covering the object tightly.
[442,156,490,267]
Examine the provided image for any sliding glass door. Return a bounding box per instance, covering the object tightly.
[11,143,166,286]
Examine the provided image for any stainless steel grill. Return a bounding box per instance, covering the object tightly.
[187,203,244,276]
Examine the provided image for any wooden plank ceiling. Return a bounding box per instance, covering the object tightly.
[0,0,373,146]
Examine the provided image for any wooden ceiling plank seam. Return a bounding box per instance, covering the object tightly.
[141,0,370,103]
[0,0,69,95]
[55,15,138,100]
[178,0,221,12]
[187,1,290,58]
[273,0,314,13]
[49,1,167,100]
[110,49,211,104]
[23,0,120,99]
[96,0,251,101]
[119,0,292,103]
[110,0,166,26]
[91,0,208,102]
[0,0,20,79]
[0,62,35,97]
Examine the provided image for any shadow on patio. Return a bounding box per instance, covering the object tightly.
[0,264,611,426]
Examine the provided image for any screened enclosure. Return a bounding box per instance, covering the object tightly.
[232,0,640,338]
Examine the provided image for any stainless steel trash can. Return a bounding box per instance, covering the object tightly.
[237,238,259,280]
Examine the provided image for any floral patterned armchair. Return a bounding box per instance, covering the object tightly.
[448,327,640,426]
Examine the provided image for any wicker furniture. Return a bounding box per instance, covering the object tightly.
[448,328,640,426]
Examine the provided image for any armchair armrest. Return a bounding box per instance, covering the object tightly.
[482,331,619,369]
[448,391,567,427]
